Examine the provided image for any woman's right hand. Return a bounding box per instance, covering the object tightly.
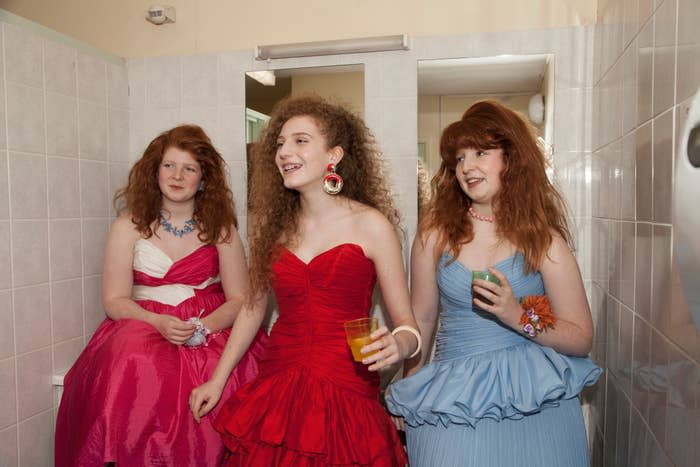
[189,380,224,423]
[152,314,196,345]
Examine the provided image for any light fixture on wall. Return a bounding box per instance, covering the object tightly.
[528,93,545,125]
[255,34,409,61]
[246,70,276,86]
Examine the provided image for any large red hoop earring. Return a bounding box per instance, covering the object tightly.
[322,164,344,195]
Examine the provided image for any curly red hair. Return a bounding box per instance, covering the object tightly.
[114,124,237,244]
[422,100,571,272]
[247,95,400,300]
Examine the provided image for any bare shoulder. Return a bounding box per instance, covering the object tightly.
[541,230,576,271]
[353,205,396,240]
[216,224,243,250]
[110,214,140,239]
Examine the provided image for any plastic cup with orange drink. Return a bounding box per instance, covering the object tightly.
[344,317,378,362]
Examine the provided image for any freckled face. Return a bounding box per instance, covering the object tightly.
[157,147,202,203]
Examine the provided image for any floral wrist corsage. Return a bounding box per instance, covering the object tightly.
[518,295,556,338]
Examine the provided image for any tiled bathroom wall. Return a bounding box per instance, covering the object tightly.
[589,0,700,465]
[0,20,128,466]
[1,13,598,467]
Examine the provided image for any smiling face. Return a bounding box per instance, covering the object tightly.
[274,115,342,192]
[157,146,203,204]
[454,147,506,205]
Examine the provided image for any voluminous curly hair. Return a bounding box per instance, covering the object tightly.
[248,95,400,300]
[114,124,237,244]
[422,100,571,272]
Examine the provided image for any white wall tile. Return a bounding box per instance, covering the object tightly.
[620,132,636,220]
[378,97,418,157]
[0,75,6,151]
[53,337,82,373]
[78,101,108,161]
[3,23,42,88]
[635,122,653,221]
[44,40,76,97]
[6,83,45,154]
[225,160,247,218]
[108,108,129,163]
[378,52,417,99]
[0,291,13,359]
[16,348,52,420]
[182,54,218,107]
[0,358,17,429]
[218,52,248,106]
[82,219,108,276]
[0,222,10,290]
[11,220,48,287]
[652,109,674,223]
[0,425,18,467]
[146,56,181,108]
[0,151,9,219]
[144,107,180,141]
[217,105,245,161]
[637,20,654,126]
[676,0,700,103]
[49,220,82,281]
[107,63,128,109]
[127,58,145,110]
[621,43,638,135]
[51,279,83,343]
[652,0,677,116]
[18,410,53,466]
[83,275,104,335]
[79,161,109,218]
[77,53,106,105]
[8,152,47,219]
[47,157,80,219]
[46,92,78,157]
[554,88,590,152]
[109,163,130,216]
[13,285,50,354]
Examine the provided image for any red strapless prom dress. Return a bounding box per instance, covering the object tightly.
[214,243,407,466]
[55,239,267,466]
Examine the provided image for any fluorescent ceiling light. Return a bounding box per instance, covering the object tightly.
[255,34,409,60]
[246,70,276,86]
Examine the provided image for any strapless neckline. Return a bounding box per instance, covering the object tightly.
[281,242,372,267]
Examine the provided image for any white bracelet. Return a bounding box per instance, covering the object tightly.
[391,325,422,359]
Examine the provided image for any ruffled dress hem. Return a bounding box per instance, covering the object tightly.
[386,340,601,428]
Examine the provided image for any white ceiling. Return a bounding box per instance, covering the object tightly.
[418,54,550,96]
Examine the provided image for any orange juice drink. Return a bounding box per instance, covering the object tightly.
[343,317,378,363]
[347,335,378,362]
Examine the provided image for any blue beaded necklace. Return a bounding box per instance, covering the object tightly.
[160,212,195,238]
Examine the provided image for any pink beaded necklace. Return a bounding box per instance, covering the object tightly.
[468,206,494,223]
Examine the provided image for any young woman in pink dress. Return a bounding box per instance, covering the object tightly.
[55,125,267,466]
[189,96,421,466]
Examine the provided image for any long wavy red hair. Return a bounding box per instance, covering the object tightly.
[114,124,237,244]
[422,100,571,272]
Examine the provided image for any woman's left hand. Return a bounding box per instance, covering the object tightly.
[360,326,401,372]
[472,268,521,325]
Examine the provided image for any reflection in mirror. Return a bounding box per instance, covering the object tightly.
[417,54,554,181]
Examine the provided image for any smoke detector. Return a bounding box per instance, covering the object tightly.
[146,5,176,25]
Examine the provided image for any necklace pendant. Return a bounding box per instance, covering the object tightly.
[160,213,195,237]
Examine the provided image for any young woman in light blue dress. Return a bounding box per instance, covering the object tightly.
[386,101,601,467]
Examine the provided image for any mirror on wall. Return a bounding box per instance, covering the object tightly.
[417,54,554,178]
[245,64,365,144]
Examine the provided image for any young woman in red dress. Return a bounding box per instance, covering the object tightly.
[189,96,420,466]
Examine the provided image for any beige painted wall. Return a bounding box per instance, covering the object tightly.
[291,71,364,116]
[1,0,596,57]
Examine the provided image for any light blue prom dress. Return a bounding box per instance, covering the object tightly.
[386,253,601,467]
